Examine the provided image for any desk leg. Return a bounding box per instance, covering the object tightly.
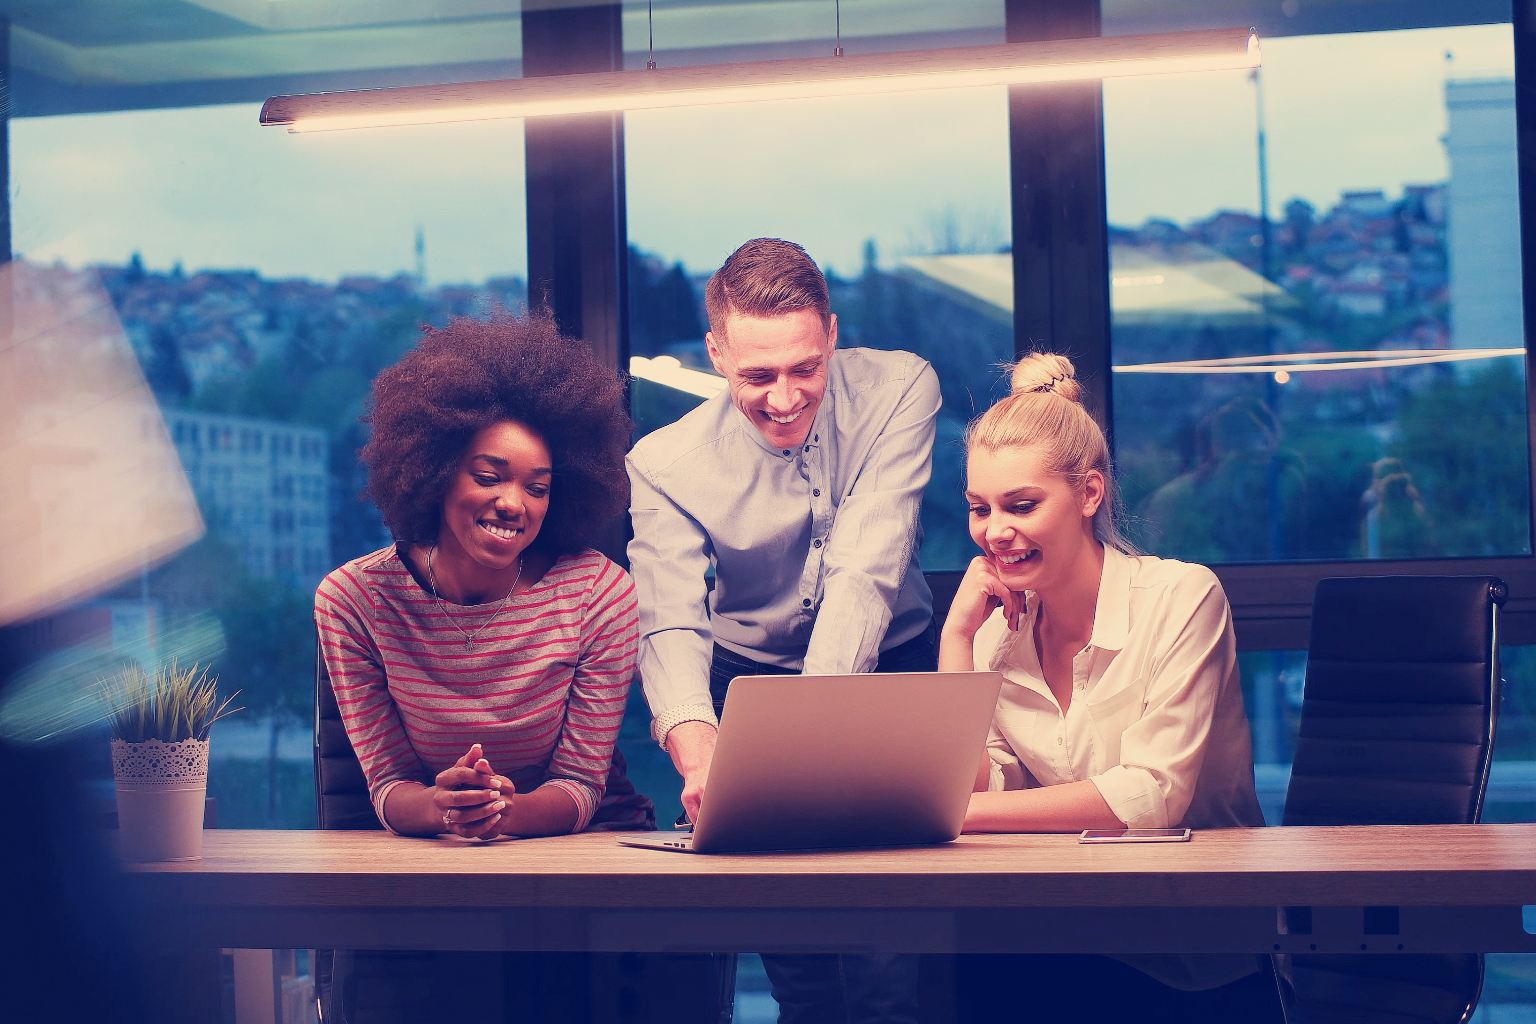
[231,949,278,1024]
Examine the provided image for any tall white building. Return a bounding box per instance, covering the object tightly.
[1444,77,1525,349]
[163,409,332,586]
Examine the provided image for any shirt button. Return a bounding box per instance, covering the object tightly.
[802,598,812,607]
[1057,736,1063,745]
[813,434,819,442]
[803,446,810,453]
[813,539,822,548]
[813,488,821,497]
[782,449,791,457]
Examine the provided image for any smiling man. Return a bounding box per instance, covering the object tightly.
[626,237,940,1024]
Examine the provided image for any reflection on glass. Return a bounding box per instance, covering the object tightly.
[0,263,205,625]
[1105,25,1531,563]
[11,104,527,826]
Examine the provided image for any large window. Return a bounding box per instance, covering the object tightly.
[8,103,527,826]
[2,2,1533,1018]
[1103,23,1530,564]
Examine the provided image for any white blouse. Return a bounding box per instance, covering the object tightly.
[974,545,1264,831]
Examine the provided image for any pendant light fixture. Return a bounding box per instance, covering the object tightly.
[260,18,1259,134]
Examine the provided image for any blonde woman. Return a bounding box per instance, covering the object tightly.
[940,354,1282,1021]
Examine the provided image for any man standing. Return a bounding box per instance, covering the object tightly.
[627,237,939,1023]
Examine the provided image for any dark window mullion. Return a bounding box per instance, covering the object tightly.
[523,2,628,371]
[523,1,629,562]
[1006,0,1112,426]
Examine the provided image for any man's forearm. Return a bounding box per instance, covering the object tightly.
[665,720,718,777]
[665,720,718,822]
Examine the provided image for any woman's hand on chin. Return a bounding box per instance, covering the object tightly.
[946,556,1023,639]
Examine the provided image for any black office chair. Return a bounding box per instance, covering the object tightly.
[1279,575,1506,1024]
[313,631,385,1023]
[314,638,376,833]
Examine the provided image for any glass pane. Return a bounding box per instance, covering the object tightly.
[1238,649,1307,826]
[621,0,1004,67]
[4,4,527,120]
[1102,0,1513,38]
[7,105,526,827]
[1482,609,1536,1024]
[625,87,1014,577]
[1103,23,1531,563]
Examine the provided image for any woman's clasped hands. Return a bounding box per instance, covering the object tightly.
[434,742,516,840]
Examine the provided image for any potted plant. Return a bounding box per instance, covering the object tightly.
[104,662,240,861]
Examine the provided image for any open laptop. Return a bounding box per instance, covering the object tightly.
[619,670,1003,854]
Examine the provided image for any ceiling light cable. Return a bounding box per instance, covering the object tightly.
[647,0,657,70]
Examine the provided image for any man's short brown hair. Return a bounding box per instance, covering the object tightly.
[704,238,831,341]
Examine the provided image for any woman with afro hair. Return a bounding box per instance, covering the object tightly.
[313,311,674,1021]
[316,310,653,843]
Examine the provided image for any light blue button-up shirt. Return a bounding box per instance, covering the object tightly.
[627,347,939,744]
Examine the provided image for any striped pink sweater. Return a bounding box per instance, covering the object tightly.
[315,545,651,832]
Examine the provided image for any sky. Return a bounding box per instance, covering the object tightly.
[10,23,1517,286]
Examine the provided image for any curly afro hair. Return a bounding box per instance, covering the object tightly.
[362,311,631,555]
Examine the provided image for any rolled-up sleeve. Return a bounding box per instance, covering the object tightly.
[627,450,719,745]
[1087,569,1235,828]
[802,360,939,676]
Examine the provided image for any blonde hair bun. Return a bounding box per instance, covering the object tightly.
[1009,352,1082,403]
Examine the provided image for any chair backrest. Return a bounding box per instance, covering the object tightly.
[314,625,379,831]
[1284,575,1505,827]
[1280,575,1505,1024]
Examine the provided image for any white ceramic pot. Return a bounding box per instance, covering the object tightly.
[110,737,210,862]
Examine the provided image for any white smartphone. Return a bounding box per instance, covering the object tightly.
[1078,828,1192,844]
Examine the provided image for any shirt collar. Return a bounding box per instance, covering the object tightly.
[1086,544,1133,652]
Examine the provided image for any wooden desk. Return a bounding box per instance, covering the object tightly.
[123,824,1536,957]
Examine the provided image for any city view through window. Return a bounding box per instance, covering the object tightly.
[1106,26,1530,566]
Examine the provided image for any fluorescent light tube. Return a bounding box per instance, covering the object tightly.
[261,27,1259,133]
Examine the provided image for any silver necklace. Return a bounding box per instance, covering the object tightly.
[426,545,522,652]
